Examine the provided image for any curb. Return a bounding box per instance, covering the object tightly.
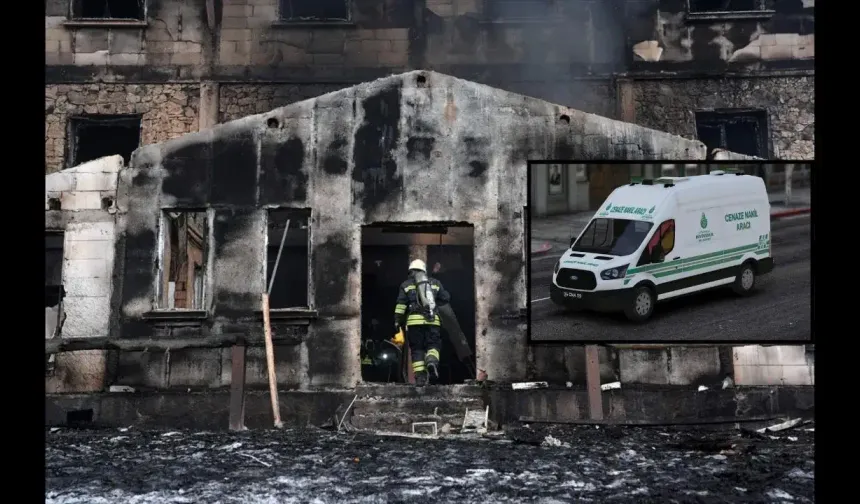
[530,242,553,257]
[771,207,811,219]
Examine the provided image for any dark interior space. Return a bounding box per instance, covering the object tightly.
[695,110,768,158]
[360,224,476,385]
[66,409,94,425]
[46,232,64,308]
[267,209,310,309]
[68,115,141,168]
[74,0,144,19]
[281,0,349,21]
[688,0,763,12]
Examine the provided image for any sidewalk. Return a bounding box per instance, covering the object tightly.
[531,186,811,257]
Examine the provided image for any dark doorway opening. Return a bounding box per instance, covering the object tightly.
[360,223,476,386]
[68,115,142,168]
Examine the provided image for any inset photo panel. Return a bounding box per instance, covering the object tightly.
[528,162,812,343]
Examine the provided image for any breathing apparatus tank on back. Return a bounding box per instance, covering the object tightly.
[409,259,437,322]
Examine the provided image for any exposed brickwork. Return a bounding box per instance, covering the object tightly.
[45,84,201,173]
[219,83,354,122]
[632,77,814,160]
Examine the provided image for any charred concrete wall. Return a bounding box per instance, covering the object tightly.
[45,0,814,172]
[109,71,707,390]
[45,155,124,393]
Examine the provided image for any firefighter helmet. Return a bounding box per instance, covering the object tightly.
[408,259,426,272]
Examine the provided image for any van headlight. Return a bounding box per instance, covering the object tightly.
[600,265,629,280]
[554,260,561,275]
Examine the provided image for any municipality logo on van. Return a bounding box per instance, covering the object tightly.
[696,212,714,242]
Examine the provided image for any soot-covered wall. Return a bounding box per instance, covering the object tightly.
[113,71,707,389]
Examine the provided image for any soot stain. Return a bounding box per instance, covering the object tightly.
[211,130,257,206]
[312,232,354,307]
[406,136,436,161]
[307,322,346,380]
[462,136,491,181]
[322,137,349,175]
[161,141,211,206]
[261,136,308,204]
[351,84,403,213]
[468,160,488,178]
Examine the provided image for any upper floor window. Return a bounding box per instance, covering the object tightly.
[686,0,774,20]
[279,0,350,22]
[71,0,146,21]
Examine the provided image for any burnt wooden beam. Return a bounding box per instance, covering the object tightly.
[585,345,604,421]
[229,344,247,431]
[45,333,301,354]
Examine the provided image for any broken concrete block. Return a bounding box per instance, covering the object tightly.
[67,240,113,260]
[61,191,102,211]
[75,172,118,192]
[63,258,108,279]
[71,155,124,174]
[66,222,115,241]
[46,172,76,193]
[61,296,110,338]
[64,276,112,298]
[632,40,663,62]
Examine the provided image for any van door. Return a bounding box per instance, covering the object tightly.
[634,219,678,281]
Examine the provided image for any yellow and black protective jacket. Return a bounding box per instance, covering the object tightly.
[394,277,450,327]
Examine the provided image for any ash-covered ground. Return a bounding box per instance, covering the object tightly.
[46,422,814,503]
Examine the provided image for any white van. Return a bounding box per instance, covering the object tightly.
[550,171,774,323]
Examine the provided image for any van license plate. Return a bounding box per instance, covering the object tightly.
[563,292,582,299]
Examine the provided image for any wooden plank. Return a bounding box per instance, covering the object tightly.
[228,344,246,431]
[585,345,604,421]
[261,293,284,428]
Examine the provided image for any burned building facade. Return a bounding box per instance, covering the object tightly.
[46,71,710,398]
[45,0,814,175]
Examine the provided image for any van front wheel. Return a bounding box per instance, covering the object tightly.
[624,286,655,323]
[732,262,757,296]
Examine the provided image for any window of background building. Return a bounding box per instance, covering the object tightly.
[279,0,349,21]
[695,110,769,158]
[548,164,565,196]
[67,115,141,168]
[687,0,770,13]
[71,0,146,20]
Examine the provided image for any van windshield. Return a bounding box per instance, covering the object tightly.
[572,218,654,257]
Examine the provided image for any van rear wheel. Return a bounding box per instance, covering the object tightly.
[624,286,655,323]
[732,262,757,296]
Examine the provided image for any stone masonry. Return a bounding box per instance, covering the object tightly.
[633,77,815,160]
[45,84,200,174]
[219,83,354,123]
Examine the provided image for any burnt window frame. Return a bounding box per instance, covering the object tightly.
[277,0,352,24]
[264,207,313,311]
[695,109,770,159]
[685,0,775,22]
[154,209,212,313]
[66,114,142,169]
[68,0,148,23]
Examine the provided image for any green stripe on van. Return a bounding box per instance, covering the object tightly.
[627,243,766,275]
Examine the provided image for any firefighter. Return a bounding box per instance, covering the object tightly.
[394,259,451,386]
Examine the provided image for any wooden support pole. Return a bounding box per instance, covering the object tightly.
[585,345,604,421]
[261,293,283,428]
[229,344,246,431]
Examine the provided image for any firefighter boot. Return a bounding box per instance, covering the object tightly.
[426,348,440,383]
[415,370,429,387]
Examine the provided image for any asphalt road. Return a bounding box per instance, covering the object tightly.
[45,424,814,503]
[530,214,811,342]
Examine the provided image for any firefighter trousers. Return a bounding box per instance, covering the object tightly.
[407,324,441,374]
